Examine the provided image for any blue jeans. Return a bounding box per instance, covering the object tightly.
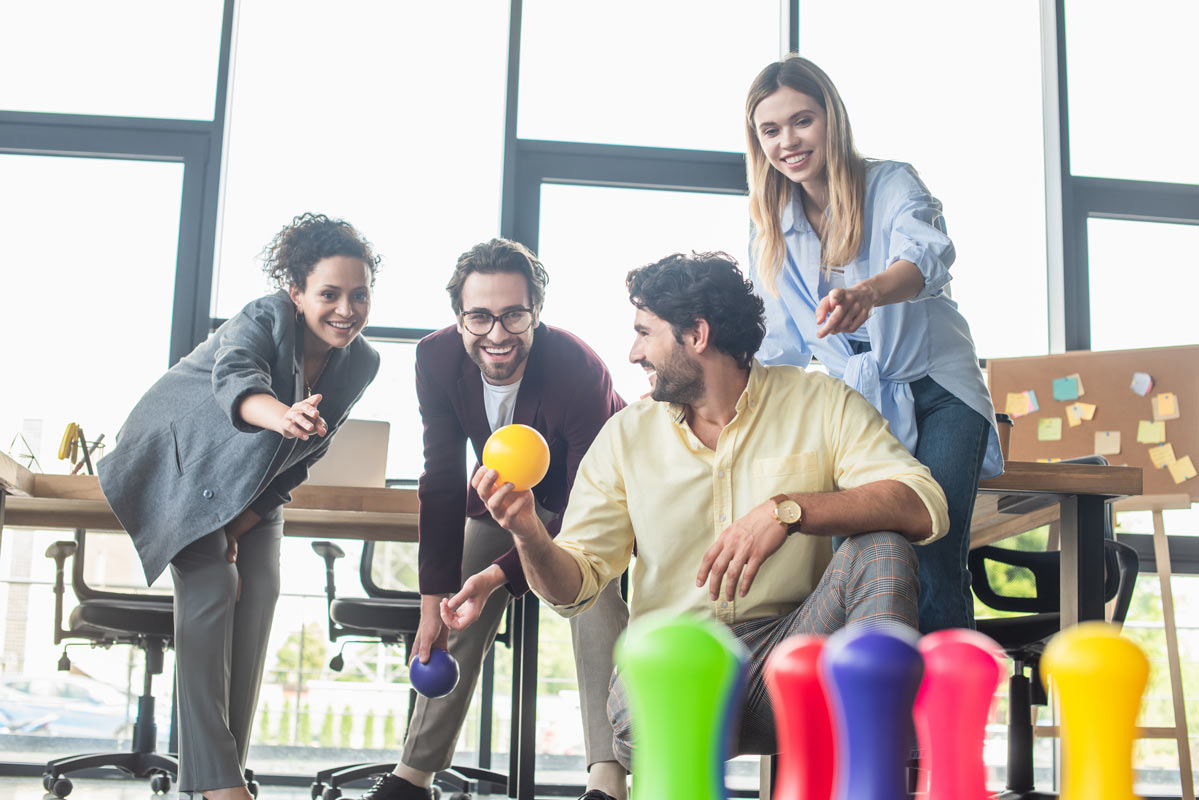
[908,374,990,633]
[835,341,991,632]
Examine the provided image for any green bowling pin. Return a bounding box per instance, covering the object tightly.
[616,613,747,800]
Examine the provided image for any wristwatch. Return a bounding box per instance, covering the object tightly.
[771,494,803,535]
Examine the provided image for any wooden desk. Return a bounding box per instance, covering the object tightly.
[972,460,1142,627]
[0,462,418,544]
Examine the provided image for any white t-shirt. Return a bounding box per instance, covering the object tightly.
[483,379,522,432]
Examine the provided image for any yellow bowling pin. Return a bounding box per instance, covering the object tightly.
[1041,621,1149,800]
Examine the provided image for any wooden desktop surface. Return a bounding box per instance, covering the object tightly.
[0,450,417,542]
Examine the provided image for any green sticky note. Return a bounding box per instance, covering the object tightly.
[1053,376,1080,402]
[1038,417,1063,441]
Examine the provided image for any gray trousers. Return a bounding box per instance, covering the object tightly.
[170,511,283,794]
[402,513,629,771]
[607,530,919,771]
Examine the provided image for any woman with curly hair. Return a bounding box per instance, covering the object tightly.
[744,56,1002,634]
[99,213,382,799]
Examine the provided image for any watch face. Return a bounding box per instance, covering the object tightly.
[777,500,801,525]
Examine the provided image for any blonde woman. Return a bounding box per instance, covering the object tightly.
[745,55,1001,633]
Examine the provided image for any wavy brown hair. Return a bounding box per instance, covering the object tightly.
[745,55,866,295]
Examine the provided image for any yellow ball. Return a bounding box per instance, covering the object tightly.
[482,424,550,492]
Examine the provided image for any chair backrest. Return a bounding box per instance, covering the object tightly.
[359,540,420,600]
[71,529,172,604]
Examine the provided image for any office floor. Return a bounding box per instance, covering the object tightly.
[0,776,506,800]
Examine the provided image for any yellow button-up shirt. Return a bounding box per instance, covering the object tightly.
[543,361,949,625]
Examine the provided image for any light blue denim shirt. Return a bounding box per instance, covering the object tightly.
[753,159,1003,480]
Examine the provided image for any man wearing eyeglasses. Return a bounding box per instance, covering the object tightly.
[355,239,629,800]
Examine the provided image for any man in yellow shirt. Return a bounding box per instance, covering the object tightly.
[448,251,949,771]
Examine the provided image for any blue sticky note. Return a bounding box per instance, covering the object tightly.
[1053,376,1080,402]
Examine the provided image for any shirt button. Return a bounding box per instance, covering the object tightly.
[202,489,214,499]
[718,470,725,478]
[719,513,726,522]
[721,601,728,608]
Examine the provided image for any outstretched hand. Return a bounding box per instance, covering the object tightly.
[815,285,874,338]
[442,565,507,631]
[278,393,327,440]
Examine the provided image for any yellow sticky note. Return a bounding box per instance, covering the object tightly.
[1154,392,1180,421]
[1149,443,1176,468]
[1167,455,1196,485]
[1005,392,1029,418]
[1038,417,1063,441]
[1067,373,1085,397]
[1095,431,1121,456]
[1137,420,1166,444]
[1065,401,1096,427]
[1065,404,1083,427]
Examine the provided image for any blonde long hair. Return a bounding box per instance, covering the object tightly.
[745,55,866,295]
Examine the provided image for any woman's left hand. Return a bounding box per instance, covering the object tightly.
[815,284,875,338]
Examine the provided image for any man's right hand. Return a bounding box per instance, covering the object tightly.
[414,593,451,664]
[471,466,541,540]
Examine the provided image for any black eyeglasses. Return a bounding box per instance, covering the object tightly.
[460,308,535,336]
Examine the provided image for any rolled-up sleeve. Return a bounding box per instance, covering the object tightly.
[884,165,956,302]
[825,378,949,543]
[536,419,636,617]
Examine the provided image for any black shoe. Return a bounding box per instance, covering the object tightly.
[356,773,432,800]
[578,791,618,800]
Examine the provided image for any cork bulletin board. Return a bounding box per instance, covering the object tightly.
[987,345,1199,501]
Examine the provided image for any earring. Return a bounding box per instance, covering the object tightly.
[295,305,304,321]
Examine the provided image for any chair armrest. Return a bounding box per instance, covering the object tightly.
[311,541,345,642]
[43,540,77,646]
[969,546,1061,614]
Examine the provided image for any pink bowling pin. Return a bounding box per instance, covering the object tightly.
[913,629,1004,800]
[764,635,835,800]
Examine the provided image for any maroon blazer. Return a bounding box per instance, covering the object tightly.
[415,323,626,596]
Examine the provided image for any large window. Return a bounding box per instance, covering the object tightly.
[214,0,510,331]
[518,0,780,152]
[0,152,184,759]
[1087,218,1199,352]
[0,154,183,472]
[799,0,1048,359]
[0,2,224,120]
[1065,0,1199,186]
[538,184,750,403]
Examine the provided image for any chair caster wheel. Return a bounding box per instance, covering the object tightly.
[42,773,54,792]
[449,793,471,800]
[322,787,342,800]
[51,776,73,798]
[430,787,442,800]
[150,773,172,794]
[311,783,326,800]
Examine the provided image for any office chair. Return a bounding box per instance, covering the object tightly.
[41,528,178,798]
[309,539,510,800]
[971,456,1140,800]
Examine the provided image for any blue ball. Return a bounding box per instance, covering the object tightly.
[409,648,460,698]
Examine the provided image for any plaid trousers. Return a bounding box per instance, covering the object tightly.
[607,530,920,770]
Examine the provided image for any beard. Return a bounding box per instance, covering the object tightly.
[646,344,703,404]
[468,337,532,384]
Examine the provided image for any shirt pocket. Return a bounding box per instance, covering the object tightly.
[752,452,821,495]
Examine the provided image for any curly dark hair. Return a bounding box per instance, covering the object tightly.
[261,213,381,291]
[626,251,766,369]
[445,238,549,314]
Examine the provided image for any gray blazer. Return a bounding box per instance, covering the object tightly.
[98,292,380,583]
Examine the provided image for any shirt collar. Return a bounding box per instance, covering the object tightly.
[665,360,766,425]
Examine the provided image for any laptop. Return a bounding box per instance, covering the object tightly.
[306,419,390,487]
